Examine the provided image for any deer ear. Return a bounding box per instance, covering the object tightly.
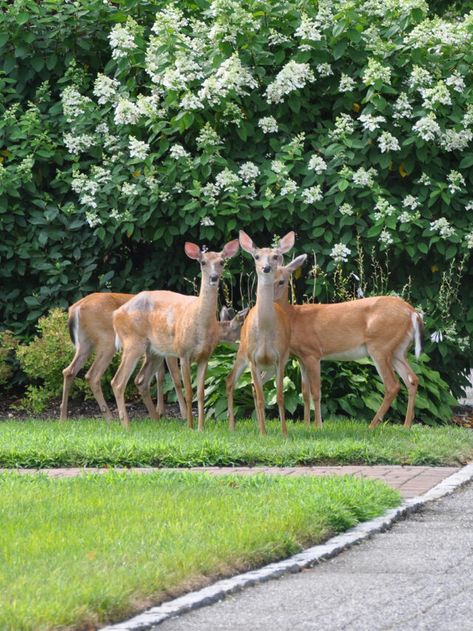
[278,231,295,254]
[239,230,256,254]
[222,238,240,260]
[286,254,307,274]
[184,242,201,261]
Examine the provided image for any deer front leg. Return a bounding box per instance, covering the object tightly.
[305,357,322,428]
[196,359,209,432]
[166,357,187,420]
[180,357,194,429]
[368,351,400,429]
[135,353,163,420]
[111,344,144,428]
[275,355,288,436]
[60,343,92,421]
[226,351,248,431]
[250,361,267,436]
[84,346,116,421]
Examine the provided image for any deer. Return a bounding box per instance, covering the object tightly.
[226,231,294,436]
[60,294,246,421]
[273,256,423,429]
[111,238,240,429]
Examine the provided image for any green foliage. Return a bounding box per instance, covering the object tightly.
[15,308,83,412]
[0,330,18,389]
[0,471,399,630]
[1,419,472,468]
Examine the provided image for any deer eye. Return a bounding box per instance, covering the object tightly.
[273,254,279,260]
[278,280,284,285]
[201,261,206,266]
[255,254,260,260]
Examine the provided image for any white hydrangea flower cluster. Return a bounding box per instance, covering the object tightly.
[265,61,315,104]
[403,195,419,210]
[93,74,120,105]
[267,29,291,47]
[440,129,473,152]
[317,63,333,77]
[399,210,419,223]
[16,155,34,182]
[430,217,455,238]
[352,166,377,188]
[215,168,241,192]
[373,197,396,220]
[363,59,391,85]
[61,86,92,123]
[129,137,150,160]
[466,201,473,211]
[114,98,141,125]
[392,93,413,120]
[407,65,432,89]
[271,160,286,175]
[301,185,322,204]
[419,81,451,109]
[258,116,278,134]
[63,133,96,155]
[200,216,215,226]
[196,123,222,149]
[281,178,298,196]
[308,155,327,174]
[208,0,260,45]
[239,162,260,183]
[71,171,100,208]
[378,131,400,152]
[330,113,356,139]
[447,170,465,194]
[169,144,191,160]
[404,16,469,52]
[137,94,161,118]
[446,71,466,93]
[465,231,473,249]
[121,182,139,197]
[412,114,440,142]
[199,53,257,105]
[330,243,351,263]
[339,74,356,92]
[109,21,138,60]
[180,93,204,111]
[379,229,394,246]
[418,173,431,186]
[338,203,354,216]
[359,113,385,131]
[294,13,322,45]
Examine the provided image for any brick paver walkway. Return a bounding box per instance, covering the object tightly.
[2,465,460,498]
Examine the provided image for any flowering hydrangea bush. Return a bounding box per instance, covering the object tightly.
[0,0,472,399]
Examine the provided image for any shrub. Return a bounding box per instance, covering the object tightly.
[0,330,19,391]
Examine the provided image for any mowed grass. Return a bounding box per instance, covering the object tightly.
[0,471,400,631]
[0,417,472,467]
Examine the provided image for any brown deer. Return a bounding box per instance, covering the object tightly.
[226,231,294,436]
[274,257,423,428]
[111,239,240,429]
[60,294,245,421]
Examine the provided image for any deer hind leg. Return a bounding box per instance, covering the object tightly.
[135,352,163,420]
[180,357,194,429]
[250,361,267,436]
[166,357,187,420]
[226,350,248,431]
[368,350,400,429]
[84,345,116,421]
[299,361,311,427]
[275,355,288,436]
[60,341,92,421]
[393,356,419,429]
[304,357,322,429]
[111,343,145,428]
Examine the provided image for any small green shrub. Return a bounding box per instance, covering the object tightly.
[15,308,86,412]
[0,330,19,390]
[202,346,457,425]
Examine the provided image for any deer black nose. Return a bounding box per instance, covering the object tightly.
[210,273,219,282]
[262,265,271,274]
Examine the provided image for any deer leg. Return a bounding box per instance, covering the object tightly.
[196,359,209,432]
[305,358,322,428]
[155,359,166,418]
[166,357,187,420]
[226,351,248,431]
[84,346,116,421]
[299,361,311,427]
[181,357,194,429]
[393,356,419,429]
[275,355,288,436]
[368,352,400,429]
[111,344,145,428]
[135,353,162,420]
[250,361,267,436]
[60,342,92,421]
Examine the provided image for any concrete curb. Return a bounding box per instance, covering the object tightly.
[100,463,473,631]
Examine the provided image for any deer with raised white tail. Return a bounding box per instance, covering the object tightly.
[226,231,294,436]
[61,294,245,422]
[274,257,423,429]
[111,239,240,429]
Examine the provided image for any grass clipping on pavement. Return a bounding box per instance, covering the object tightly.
[1,471,400,631]
[1,418,473,467]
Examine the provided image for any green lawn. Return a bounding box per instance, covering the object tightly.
[1,417,472,467]
[0,471,400,631]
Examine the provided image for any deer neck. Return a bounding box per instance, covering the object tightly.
[195,278,218,327]
[274,284,291,312]
[256,275,277,330]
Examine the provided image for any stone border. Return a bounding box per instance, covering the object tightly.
[100,463,473,631]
